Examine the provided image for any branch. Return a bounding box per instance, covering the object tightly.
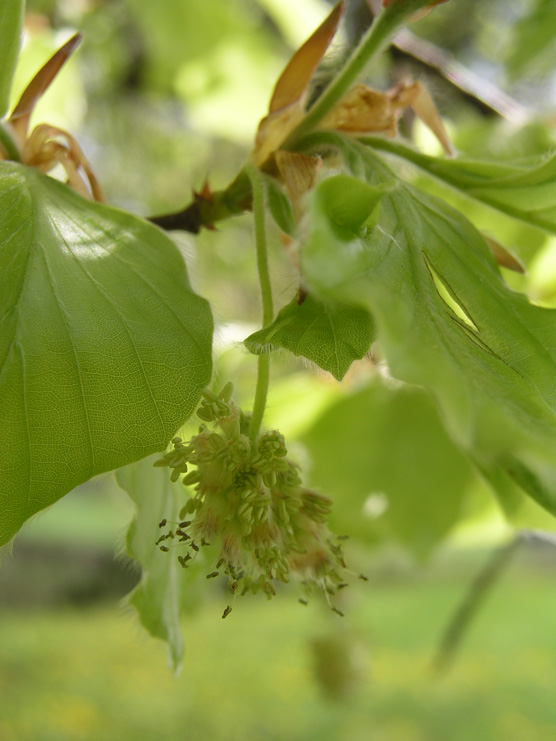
[392,28,529,123]
[148,169,252,234]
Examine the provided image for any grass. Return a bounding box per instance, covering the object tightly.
[1,561,556,741]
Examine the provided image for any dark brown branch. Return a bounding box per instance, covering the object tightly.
[149,201,203,234]
[148,169,253,233]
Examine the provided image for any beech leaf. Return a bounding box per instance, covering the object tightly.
[303,378,474,557]
[244,294,375,380]
[0,162,213,545]
[301,135,556,517]
[361,137,556,236]
[0,0,24,119]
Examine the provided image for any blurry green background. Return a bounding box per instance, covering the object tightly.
[3,0,556,738]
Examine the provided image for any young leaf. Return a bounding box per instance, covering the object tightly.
[244,294,375,380]
[0,162,213,546]
[116,455,200,671]
[0,0,24,119]
[301,137,556,517]
[361,137,556,236]
[262,174,297,237]
[302,378,474,557]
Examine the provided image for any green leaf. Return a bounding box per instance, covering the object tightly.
[262,174,296,237]
[244,294,375,380]
[302,378,475,558]
[0,162,213,546]
[301,140,556,517]
[360,136,556,236]
[505,0,556,80]
[0,0,24,119]
[116,455,202,670]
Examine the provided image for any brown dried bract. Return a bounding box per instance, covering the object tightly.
[322,80,453,156]
[2,33,104,201]
[254,1,346,167]
[482,234,525,274]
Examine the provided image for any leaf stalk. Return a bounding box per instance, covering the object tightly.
[246,163,274,441]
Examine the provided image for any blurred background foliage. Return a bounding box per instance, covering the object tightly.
[3,0,556,737]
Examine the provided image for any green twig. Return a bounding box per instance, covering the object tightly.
[150,1,438,233]
[0,121,21,161]
[246,163,274,441]
[282,4,408,150]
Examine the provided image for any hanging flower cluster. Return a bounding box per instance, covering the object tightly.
[154,384,355,618]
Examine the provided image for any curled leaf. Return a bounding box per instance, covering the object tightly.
[321,80,453,156]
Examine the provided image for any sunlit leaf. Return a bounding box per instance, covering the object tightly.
[301,134,556,517]
[244,294,375,380]
[0,162,213,546]
[303,378,474,557]
[0,0,24,119]
[361,136,556,236]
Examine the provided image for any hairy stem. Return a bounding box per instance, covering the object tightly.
[150,1,437,233]
[282,1,427,150]
[246,163,274,441]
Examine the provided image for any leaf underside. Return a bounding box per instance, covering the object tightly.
[0,162,212,545]
[116,455,206,671]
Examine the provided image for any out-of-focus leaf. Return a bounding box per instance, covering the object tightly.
[0,0,24,119]
[301,134,556,518]
[302,378,474,557]
[361,136,556,236]
[0,162,212,546]
[116,456,204,670]
[506,0,556,80]
[244,294,375,380]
